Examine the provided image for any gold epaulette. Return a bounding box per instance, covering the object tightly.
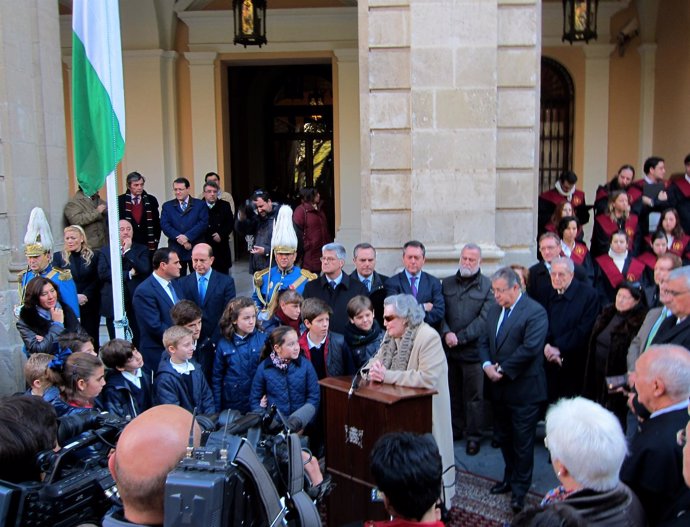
[300,269,318,281]
[253,268,270,289]
[49,267,73,281]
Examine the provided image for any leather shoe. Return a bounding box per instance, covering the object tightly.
[466,440,480,456]
[489,481,511,494]
[510,496,525,513]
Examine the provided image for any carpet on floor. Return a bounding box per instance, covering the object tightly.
[447,471,542,527]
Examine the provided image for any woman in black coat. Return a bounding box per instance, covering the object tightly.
[53,225,101,347]
[583,281,647,430]
[16,276,84,355]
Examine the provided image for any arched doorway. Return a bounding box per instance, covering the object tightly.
[539,57,575,193]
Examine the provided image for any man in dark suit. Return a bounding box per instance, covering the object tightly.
[622,345,690,525]
[350,242,389,326]
[385,240,445,330]
[132,248,183,370]
[528,232,590,309]
[117,171,161,258]
[303,242,367,334]
[543,257,599,401]
[99,219,152,345]
[651,266,690,349]
[201,180,233,274]
[177,243,235,345]
[478,266,548,513]
[160,177,209,276]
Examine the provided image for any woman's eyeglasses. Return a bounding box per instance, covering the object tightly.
[383,315,398,323]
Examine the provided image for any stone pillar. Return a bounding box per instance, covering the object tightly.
[361,0,541,275]
[582,44,615,213]
[0,1,68,394]
[122,50,179,204]
[186,51,219,192]
[333,48,362,253]
[637,43,656,166]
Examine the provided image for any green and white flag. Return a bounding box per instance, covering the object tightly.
[72,0,125,196]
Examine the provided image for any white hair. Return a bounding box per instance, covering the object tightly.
[383,294,425,327]
[644,345,690,400]
[545,397,627,492]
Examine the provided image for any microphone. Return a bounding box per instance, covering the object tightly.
[286,403,316,432]
[348,364,371,399]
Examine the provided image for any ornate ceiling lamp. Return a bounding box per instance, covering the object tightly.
[562,0,599,44]
[233,0,267,47]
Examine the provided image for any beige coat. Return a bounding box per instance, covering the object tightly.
[64,190,108,250]
[368,323,456,502]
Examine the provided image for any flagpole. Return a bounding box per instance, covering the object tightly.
[106,171,126,339]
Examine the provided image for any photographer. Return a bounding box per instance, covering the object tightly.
[0,395,58,484]
[104,405,200,527]
[234,189,279,274]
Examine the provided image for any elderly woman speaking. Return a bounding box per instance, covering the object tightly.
[540,397,645,526]
[367,294,455,503]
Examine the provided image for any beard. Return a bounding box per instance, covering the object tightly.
[460,266,478,277]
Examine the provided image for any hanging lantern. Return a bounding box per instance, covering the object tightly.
[233,0,267,47]
[562,0,599,44]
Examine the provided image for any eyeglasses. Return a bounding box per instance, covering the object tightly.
[678,427,687,448]
[320,257,339,263]
[383,315,398,323]
[662,289,690,298]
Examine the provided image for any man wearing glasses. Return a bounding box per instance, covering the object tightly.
[651,266,690,349]
[303,243,367,334]
[621,344,690,525]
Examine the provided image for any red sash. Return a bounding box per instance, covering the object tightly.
[540,189,565,206]
[627,185,642,204]
[670,235,690,257]
[672,178,690,199]
[595,214,638,240]
[595,184,642,206]
[569,243,589,266]
[637,251,657,270]
[596,255,645,288]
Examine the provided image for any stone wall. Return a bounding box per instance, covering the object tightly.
[361,0,541,276]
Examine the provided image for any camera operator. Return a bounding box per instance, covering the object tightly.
[367,432,444,526]
[0,395,58,484]
[104,405,201,527]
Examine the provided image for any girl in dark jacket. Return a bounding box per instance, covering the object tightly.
[16,276,84,356]
[343,295,383,371]
[583,281,647,430]
[212,297,267,413]
[53,225,102,347]
[47,350,106,417]
[249,326,320,424]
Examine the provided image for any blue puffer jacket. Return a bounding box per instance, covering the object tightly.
[249,355,320,419]
[154,359,215,415]
[212,330,267,413]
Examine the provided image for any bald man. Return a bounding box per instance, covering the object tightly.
[104,405,200,527]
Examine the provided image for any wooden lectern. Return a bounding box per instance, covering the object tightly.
[319,376,436,525]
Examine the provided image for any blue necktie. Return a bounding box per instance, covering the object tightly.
[198,275,207,303]
[329,280,337,291]
[363,278,371,292]
[168,282,180,304]
[496,307,511,336]
[410,276,418,298]
[180,200,187,211]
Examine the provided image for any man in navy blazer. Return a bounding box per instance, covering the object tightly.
[349,242,389,326]
[160,177,209,276]
[478,266,548,513]
[177,243,236,344]
[132,247,183,370]
[385,240,445,330]
[651,266,690,349]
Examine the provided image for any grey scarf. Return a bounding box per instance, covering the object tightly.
[378,323,421,371]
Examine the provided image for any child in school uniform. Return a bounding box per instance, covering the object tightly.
[100,338,153,419]
[154,325,214,414]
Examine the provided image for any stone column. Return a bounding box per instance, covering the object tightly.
[0,0,68,394]
[582,44,615,212]
[333,48,362,252]
[185,51,219,192]
[637,43,656,167]
[361,0,541,274]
